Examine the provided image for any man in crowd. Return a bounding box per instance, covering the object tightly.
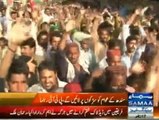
[20,37,38,86]
[56,42,88,83]
[47,31,62,60]
[6,59,29,92]
[21,37,36,58]
[0,7,7,36]
[0,1,158,106]
[28,60,67,92]
[99,39,122,69]
[37,31,49,51]
[0,15,30,91]
[72,31,97,72]
[93,21,113,62]
[106,49,122,67]
[0,58,29,92]
[42,8,54,23]
[121,35,137,76]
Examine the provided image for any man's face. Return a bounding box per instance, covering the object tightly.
[110,74,125,92]
[67,47,80,64]
[21,45,35,57]
[42,24,49,32]
[40,69,57,92]
[24,12,30,18]
[39,35,48,49]
[11,13,18,20]
[80,39,90,51]
[13,2,20,10]
[1,9,6,16]
[127,40,137,53]
[111,74,125,87]
[45,9,50,16]
[99,30,110,43]
[0,41,5,49]
[107,56,121,66]
[8,73,28,92]
[135,35,143,44]
[51,36,61,50]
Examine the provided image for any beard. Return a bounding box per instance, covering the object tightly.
[40,43,48,50]
[128,48,135,53]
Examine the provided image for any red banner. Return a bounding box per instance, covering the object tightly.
[0,93,128,118]
[0,106,127,118]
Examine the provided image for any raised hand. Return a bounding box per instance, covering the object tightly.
[8,18,31,45]
[65,20,76,32]
[80,9,85,15]
[91,69,104,78]
[27,58,36,73]
[131,61,145,74]
[135,8,142,15]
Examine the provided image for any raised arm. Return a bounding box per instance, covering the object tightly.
[126,8,141,25]
[0,43,17,78]
[91,15,101,44]
[145,46,159,106]
[58,32,70,51]
[83,69,104,91]
[0,18,31,78]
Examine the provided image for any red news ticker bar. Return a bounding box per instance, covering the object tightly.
[32,93,127,106]
[0,106,127,118]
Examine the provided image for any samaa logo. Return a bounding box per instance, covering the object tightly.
[128,93,153,106]
[129,101,153,106]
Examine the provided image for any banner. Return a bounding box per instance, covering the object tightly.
[0,93,158,119]
[0,93,127,119]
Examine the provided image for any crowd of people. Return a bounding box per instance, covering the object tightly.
[0,0,159,105]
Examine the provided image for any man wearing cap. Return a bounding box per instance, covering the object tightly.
[72,31,97,72]
[106,49,122,67]
[64,82,82,93]
[105,49,136,93]
[83,64,135,93]
[105,66,135,93]
[99,39,122,69]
